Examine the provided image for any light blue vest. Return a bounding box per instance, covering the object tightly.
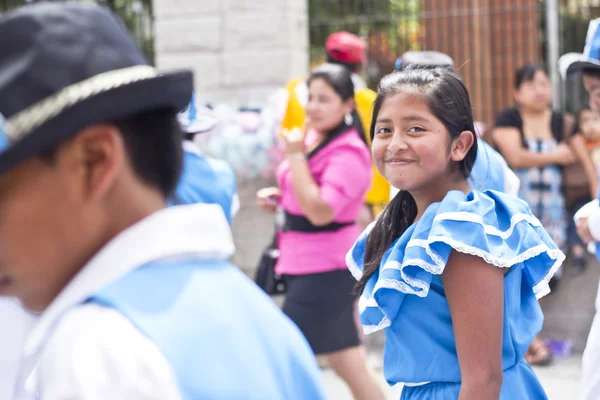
[89,258,326,400]
[469,140,508,193]
[170,147,237,224]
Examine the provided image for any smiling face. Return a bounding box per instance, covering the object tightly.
[371,92,473,195]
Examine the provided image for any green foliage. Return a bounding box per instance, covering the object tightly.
[308,0,421,88]
[0,0,154,63]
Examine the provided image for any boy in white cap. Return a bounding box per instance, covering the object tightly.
[561,18,600,400]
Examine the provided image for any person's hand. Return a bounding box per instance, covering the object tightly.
[577,216,595,244]
[256,187,281,214]
[282,127,306,156]
[554,143,576,165]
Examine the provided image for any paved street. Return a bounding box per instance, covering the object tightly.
[322,351,581,399]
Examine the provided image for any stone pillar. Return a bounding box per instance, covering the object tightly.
[153,0,309,106]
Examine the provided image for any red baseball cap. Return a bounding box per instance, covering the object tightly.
[325,31,366,64]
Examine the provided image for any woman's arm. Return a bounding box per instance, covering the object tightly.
[492,127,568,169]
[442,251,505,400]
[288,155,335,226]
[570,133,598,197]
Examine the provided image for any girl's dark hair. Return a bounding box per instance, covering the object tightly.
[306,63,368,155]
[514,64,546,89]
[356,68,478,294]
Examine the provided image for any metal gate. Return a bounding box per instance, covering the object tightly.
[309,0,598,124]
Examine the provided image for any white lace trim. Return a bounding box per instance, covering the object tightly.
[345,221,378,281]
[358,295,378,313]
[433,211,542,239]
[359,233,565,333]
[409,236,564,269]
[346,247,363,280]
[363,316,390,335]
[356,207,566,333]
[382,259,439,295]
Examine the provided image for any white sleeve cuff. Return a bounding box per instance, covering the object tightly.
[588,210,600,242]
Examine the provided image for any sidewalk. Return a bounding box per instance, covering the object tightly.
[321,351,581,399]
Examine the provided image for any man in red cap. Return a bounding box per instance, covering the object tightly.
[325,31,368,90]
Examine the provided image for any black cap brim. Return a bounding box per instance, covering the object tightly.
[566,60,600,76]
[559,53,600,78]
[0,69,193,175]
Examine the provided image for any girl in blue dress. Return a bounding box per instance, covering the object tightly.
[347,68,565,399]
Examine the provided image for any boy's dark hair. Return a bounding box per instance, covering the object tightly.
[40,108,183,198]
[583,68,600,79]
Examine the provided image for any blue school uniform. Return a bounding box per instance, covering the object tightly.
[89,256,325,400]
[347,190,564,399]
[170,143,238,224]
[469,140,510,193]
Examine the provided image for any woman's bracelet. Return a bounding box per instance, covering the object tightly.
[286,152,306,161]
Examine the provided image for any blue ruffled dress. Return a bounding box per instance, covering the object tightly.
[347,190,564,399]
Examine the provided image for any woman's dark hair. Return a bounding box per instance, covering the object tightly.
[356,67,478,294]
[514,64,546,89]
[326,54,362,73]
[306,63,368,155]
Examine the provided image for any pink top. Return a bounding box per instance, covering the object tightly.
[275,128,372,275]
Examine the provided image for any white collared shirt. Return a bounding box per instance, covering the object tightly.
[0,298,37,400]
[15,203,234,400]
[589,209,600,243]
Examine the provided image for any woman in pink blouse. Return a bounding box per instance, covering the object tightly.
[257,63,385,400]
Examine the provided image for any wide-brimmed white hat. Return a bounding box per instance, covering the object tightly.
[559,19,600,78]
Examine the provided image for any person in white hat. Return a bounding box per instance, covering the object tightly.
[172,92,240,223]
[561,18,600,400]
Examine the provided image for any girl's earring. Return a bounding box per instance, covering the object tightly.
[344,113,353,125]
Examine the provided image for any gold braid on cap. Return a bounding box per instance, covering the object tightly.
[5,65,158,140]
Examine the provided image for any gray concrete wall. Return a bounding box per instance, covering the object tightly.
[153,0,309,106]
[152,0,309,271]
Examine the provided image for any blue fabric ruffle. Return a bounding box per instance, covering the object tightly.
[346,190,565,334]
